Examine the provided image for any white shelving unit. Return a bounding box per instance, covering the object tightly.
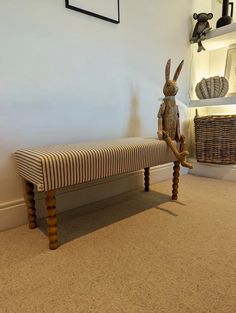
[194,23,236,51]
[189,159,236,181]
[189,24,236,178]
[190,96,236,107]
[204,22,236,50]
[190,23,236,107]
[191,22,236,51]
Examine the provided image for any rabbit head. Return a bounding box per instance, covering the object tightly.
[163,59,184,97]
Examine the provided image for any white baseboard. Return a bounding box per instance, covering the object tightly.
[189,158,236,181]
[0,163,186,232]
[0,200,27,233]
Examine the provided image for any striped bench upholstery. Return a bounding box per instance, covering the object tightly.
[15,137,179,250]
[15,137,177,192]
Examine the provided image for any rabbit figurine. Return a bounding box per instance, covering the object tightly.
[158,59,192,169]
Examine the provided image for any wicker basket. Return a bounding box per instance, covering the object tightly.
[194,114,236,164]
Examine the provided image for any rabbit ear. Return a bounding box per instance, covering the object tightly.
[165,59,171,82]
[173,60,184,81]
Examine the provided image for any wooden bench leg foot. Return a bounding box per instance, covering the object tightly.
[144,167,150,192]
[24,180,37,229]
[45,191,59,250]
[172,161,180,200]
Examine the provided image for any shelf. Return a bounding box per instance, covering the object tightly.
[189,96,236,107]
[192,22,236,51]
[189,158,236,181]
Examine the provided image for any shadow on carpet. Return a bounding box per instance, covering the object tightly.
[37,189,179,244]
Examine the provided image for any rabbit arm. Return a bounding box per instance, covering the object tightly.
[157,102,166,139]
[175,106,182,142]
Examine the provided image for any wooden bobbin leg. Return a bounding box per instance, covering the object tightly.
[24,180,37,229]
[172,161,180,200]
[45,190,59,250]
[144,167,150,192]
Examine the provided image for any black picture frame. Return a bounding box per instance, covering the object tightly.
[65,0,120,24]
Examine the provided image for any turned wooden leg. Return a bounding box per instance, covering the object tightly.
[24,180,37,229]
[144,167,150,192]
[45,190,59,250]
[172,161,180,200]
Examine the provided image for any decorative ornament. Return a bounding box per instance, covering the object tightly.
[191,13,213,53]
[157,59,192,169]
[216,0,234,28]
[195,76,229,99]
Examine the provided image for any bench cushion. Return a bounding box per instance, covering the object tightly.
[15,137,176,191]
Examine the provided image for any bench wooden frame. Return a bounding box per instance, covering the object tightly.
[23,164,180,250]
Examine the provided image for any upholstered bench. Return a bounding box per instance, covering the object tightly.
[15,137,180,250]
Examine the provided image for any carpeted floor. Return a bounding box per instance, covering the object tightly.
[0,175,236,313]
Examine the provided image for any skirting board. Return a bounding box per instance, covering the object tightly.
[0,163,187,232]
[189,158,236,181]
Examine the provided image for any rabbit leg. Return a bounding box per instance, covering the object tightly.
[180,135,193,169]
[164,135,189,161]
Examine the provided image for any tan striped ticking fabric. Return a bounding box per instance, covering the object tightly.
[15,137,177,192]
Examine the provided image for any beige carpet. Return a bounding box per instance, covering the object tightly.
[0,175,236,313]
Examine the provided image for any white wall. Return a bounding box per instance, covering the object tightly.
[0,0,194,229]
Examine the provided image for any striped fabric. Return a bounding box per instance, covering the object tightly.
[15,137,177,192]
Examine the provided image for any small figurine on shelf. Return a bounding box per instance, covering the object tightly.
[157,59,193,169]
[191,13,213,52]
[216,0,234,28]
